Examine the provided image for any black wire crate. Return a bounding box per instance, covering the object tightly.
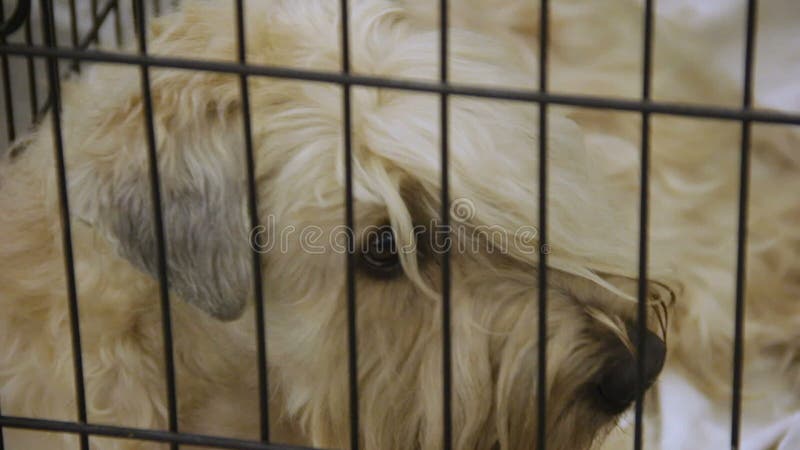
[1,1,799,450]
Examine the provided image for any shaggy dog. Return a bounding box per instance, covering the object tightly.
[0,0,798,449]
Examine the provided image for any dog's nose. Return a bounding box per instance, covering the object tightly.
[595,327,666,413]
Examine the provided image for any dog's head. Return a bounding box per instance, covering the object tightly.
[63,1,673,448]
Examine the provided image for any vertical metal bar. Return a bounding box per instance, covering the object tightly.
[77,0,117,50]
[234,0,271,442]
[91,0,101,46]
[68,0,80,71]
[634,1,655,449]
[37,0,53,131]
[438,2,453,450]
[133,1,179,448]
[39,1,89,449]
[113,0,123,47]
[0,386,4,449]
[24,19,39,123]
[132,0,140,42]
[731,1,758,449]
[339,1,360,449]
[0,1,16,142]
[535,1,549,449]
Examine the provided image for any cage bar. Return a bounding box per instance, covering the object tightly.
[112,0,122,47]
[0,415,319,450]
[39,0,89,449]
[90,0,100,46]
[4,43,797,127]
[234,0,271,443]
[438,1,453,450]
[78,0,117,50]
[1,1,15,143]
[536,0,549,448]
[0,0,795,449]
[132,1,179,448]
[0,386,4,450]
[338,1,361,449]
[67,0,79,70]
[0,0,29,37]
[633,0,655,449]
[24,18,38,122]
[731,1,758,449]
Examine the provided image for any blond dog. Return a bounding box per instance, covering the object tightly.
[1,1,798,449]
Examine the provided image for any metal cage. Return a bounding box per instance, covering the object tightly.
[0,0,798,449]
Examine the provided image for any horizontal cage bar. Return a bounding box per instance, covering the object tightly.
[1,44,799,125]
[0,416,320,450]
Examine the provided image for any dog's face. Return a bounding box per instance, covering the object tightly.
[243,89,670,450]
[61,1,670,448]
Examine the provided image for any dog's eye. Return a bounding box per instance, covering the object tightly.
[361,225,401,277]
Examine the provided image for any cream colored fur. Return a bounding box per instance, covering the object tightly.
[0,1,798,449]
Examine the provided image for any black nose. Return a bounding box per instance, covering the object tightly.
[595,327,666,413]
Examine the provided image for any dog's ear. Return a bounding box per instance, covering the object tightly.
[68,76,255,321]
[105,167,252,321]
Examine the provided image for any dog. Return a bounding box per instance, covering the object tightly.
[0,0,798,449]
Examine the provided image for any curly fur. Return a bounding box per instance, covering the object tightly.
[0,1,798,449]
